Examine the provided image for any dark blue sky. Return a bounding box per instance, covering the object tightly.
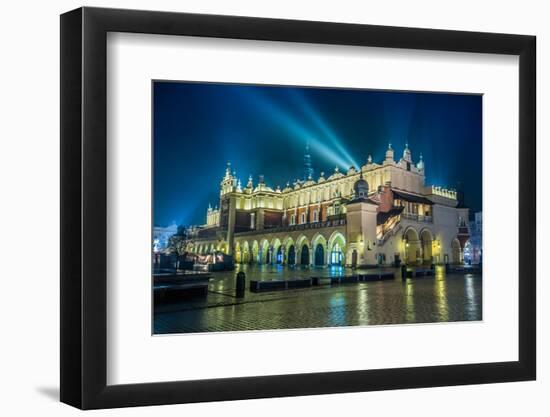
[153,82,482,227]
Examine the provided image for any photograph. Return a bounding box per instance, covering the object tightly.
[152,81,483,335]
[0,0,542,413]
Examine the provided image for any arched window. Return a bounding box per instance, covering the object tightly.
[290,214,296,225]
[313,209,319,222]
[301,212,306,224]
[330,243,344,265]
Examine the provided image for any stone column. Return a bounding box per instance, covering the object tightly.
[226,195,237,255]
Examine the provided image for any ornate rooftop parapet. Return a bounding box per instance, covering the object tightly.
[430,185,457,200]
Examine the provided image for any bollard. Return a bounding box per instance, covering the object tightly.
[401,264,407,280]
[235,271,246,298]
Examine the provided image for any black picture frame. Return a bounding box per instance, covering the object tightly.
[60,6,536,410]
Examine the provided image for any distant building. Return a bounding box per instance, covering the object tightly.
[153,223,178,253]
[182,143,472,267]
[464,212,482,264]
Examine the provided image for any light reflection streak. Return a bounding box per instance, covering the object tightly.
[328,293,347,327]
[405,280,415,323]
[464,274,476,320]
[356,286,369,325]
[434,275,449,322]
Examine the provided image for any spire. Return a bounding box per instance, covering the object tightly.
[367,154,372,164]
[225,161,231,178]
[303,142,314,181]
[246,175,253,188]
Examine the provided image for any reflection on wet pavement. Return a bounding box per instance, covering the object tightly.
[154,264,482,334]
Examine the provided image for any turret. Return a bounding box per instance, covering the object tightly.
[224,161,232,180]
[352,171,369,200]
[385,143,394,163]
[220,161,235,195]
[346,171,378,267]
[403,143,412,163]
[417,153,424,172]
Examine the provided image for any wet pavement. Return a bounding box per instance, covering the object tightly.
[154,264,482,334]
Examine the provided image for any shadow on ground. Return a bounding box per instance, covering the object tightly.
[35,386,59,401]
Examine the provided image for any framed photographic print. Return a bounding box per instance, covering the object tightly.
[60,6,536,409]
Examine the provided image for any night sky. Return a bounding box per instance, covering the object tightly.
[153,81,482,227]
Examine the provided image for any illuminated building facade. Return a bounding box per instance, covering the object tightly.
[185,144,470,267]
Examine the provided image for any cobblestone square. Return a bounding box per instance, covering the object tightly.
[154,265,482,334]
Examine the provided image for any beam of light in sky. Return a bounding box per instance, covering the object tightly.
[245,89,351,171]
[288,90,360,169]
